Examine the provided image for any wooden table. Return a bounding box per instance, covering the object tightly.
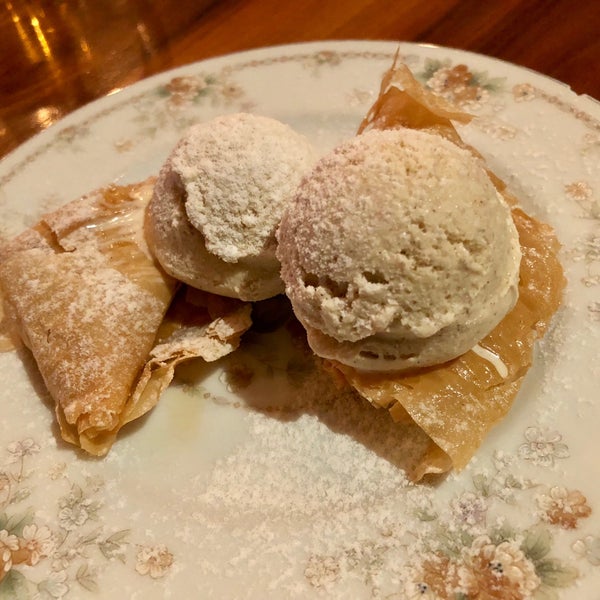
[1,0,598,159]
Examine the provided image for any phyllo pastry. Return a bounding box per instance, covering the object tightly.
[278,58,565,480]
[0,179,251,455]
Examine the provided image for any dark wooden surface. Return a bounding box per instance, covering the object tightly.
[1,0,598,159]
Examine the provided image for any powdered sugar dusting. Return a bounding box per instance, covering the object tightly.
[168,361,416,596]
[172,113,316,262]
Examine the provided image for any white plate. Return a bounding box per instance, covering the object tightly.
[1,41,599,600]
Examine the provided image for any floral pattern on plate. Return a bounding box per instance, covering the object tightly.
[0,41,599,599]
[0,439,174,598]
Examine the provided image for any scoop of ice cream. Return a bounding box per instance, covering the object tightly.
[146,113,316,301]
[277,127,521,372]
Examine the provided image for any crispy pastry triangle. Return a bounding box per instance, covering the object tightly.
[330,57,566,480]
[0,179,251,455]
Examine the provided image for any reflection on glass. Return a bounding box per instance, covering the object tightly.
[33,106,60,129]
[4,0,166,84]
[1,0,210,156]
[29,15,52,59]
[6,1,44,63]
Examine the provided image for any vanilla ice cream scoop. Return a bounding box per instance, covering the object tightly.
[146,113,316,301]
[277,127,521,372]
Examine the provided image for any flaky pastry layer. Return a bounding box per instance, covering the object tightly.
[329,57,565,480]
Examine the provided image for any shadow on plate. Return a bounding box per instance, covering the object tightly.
[175,296,447,485]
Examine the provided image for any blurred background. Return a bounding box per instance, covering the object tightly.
[1,0,598,158]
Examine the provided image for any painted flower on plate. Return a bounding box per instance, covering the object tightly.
[410,553,461,599]
[164,75,208,106]
[565,181,593,202]
[460,535,541,599]
[220,81,244,101]
[7,437,40,462]
[51,544,88,571]
[518,427,569,466]
[426,64,490,108]
[572,535,600,566]
[18,523,55,565]
[512,83,536,102]
[410,535,543,600]
[57,490,98,531]
[451,491,488,527]
[0,529,19,572]
[135,544,174,578]
[537,487,592,529]
[36,569,70,599]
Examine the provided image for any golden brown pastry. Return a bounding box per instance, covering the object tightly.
[281,57,566,480]
[0,179,251,455]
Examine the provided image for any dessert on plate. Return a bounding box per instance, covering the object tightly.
[0,180,251,455]
[146,112,316,301]
[277,126,522,373]
[0,60,565,477]
[278,60,565,480]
